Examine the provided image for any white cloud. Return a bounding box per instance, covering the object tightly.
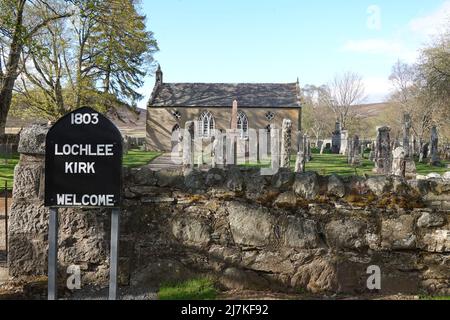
[341,39,419,63]
[409,0,450,37]
[363,77,394,103]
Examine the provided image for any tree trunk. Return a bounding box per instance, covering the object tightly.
[0,0,26,135]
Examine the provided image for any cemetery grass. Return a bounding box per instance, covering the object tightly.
[0,153,19,190]
[157,278,218,300]
[122,149,162,168]
[242,154,450,177]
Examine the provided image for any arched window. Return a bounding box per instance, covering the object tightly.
[237,111,249,139]
[199,111,215,138]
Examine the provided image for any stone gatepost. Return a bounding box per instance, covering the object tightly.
[183,121,195,172]
[280,119,292,169]
[295,131,306,173]
[8,125,110,283]
[391,147,406,178]
[430,126,440,166]
[374,126,392,175]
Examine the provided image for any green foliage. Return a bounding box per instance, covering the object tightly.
[158,278,218,301]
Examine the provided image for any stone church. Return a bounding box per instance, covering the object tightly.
[146,66,302,152]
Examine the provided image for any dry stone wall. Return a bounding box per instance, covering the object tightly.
[8,125,450,295]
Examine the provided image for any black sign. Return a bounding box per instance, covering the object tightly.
[45,107,123,208]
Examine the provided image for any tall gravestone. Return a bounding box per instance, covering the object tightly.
[340,130,349,155]
[374,126,392,175]
[182,121,195,172]
[280,119,292,168]
[392,147,406,178]
[331,122,341,154]
[348,135,361,166]
[295,131,306,173]
[403,113,411,157]
[429,126,440,166]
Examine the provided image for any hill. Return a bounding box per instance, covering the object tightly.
[5,104,146,137]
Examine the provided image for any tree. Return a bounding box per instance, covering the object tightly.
[0,0,72,134]
[301,84,334,143]
[90,0,158,103]
[322,72,366,130]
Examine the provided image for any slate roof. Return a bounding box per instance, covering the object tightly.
[148,83,301,108]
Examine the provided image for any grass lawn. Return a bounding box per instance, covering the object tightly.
[241,153,450,177]
[158,278,217,300]
[0,153,20,190]
[122,149,162,168]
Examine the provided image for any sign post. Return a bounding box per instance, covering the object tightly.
[44,107,123,300]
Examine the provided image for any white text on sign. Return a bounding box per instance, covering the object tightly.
[54,144,114,156]
[71,113,99,125]
[57,194,115,207]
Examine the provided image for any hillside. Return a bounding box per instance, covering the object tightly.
[5,104,146,137]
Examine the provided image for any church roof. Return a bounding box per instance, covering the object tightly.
[148,82,301,108]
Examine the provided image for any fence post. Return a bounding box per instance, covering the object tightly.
[4,181,7,258]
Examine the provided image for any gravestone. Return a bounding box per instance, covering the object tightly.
[348,135,361,166]
[391,147,406,178]
[280,119,292,168]
[374,126,392,175]
[305,135,312,162]
[419,142,429,163]
[429,126,440,166]
[403,113,411,157]
[340,130,349,155]
[295,131,306,173]
[182,121,195,172]
[331,122,341,154]
[369,141,376,162]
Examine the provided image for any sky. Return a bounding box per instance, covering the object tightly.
[137,0,450,108]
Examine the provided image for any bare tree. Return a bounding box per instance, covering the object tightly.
[322,72,366,129]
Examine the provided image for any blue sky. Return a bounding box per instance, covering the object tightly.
[137,0,450,108]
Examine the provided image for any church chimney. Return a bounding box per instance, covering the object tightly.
[156,64,163,85]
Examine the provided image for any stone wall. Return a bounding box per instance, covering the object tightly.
[9,126,450,295]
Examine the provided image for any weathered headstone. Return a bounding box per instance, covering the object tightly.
[182,121,195,172]
[295,131,306,173]
[429,126,440,166]
[305,135,312,162]
[369,141,376,162]
[374,126,392,175]
[331,122,341,154]
[270,124,280,171]
[280,119,292,168]
[391,147,406,178]
[419,142,429,163]
[340,130,349,155]
[403,113,411,157]
[348,135,361,166]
